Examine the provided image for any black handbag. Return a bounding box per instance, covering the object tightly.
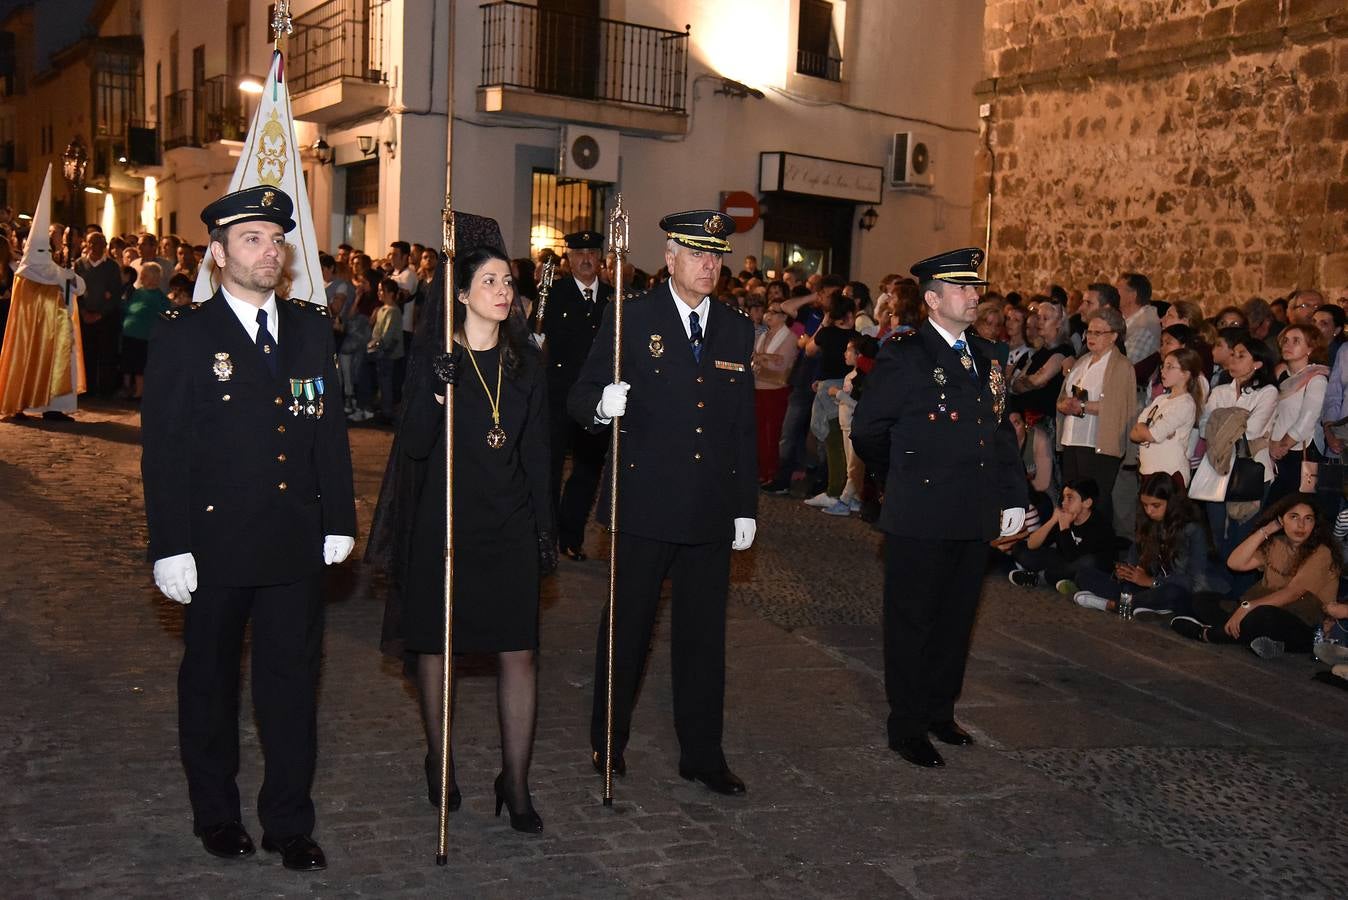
[1224,437,1265,502]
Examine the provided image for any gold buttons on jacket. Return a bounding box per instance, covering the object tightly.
[695,426,703,434]
[277,453,287,463]
[275,396,283,406]
[696,376,704,383]
[278,482,288,491]
[205,505,214,512]
[277,425,286,433]
[697,401,705,409]
[221,394,231,401]
[694,453,702,460]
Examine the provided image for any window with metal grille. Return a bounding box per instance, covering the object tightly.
[529,168,606,258]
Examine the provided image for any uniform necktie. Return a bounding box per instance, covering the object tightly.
[953,338,977,380]
[256,308,279,377]
[688,310,704,362]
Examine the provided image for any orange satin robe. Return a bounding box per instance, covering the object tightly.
[0,275,86,416]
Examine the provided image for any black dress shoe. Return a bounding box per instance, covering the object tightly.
[562,544,587,561]
[890,736,945,768]
[196,822,255,859]
[929,722,975,746]
[261,834,327,871]
[591,750,626,777]
[678,762,746,795]
[494,772,544,834]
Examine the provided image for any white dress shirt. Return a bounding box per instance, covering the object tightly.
[222,287,279,343]
[928,318,975,376]
[668,280,710,341]
[574,276,599,301]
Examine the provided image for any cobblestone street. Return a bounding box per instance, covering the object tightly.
[4,402,1347,898]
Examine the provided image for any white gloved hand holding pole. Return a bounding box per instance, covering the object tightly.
[732,518,757,551]
[596,381,630,422]
[153,552,198,605]
[323,535,355,565]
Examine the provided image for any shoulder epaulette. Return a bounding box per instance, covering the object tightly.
[160,302,204,321]
[284,297,330,317]
[886,329,917,344]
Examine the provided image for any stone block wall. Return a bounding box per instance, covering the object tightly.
[974,0,1348,307]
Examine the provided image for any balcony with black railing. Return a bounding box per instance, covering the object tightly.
[478,1,689,136]
[795,48,842,82]
[287,0,391,124]
[162,89,198,150]
[199,75,247,144]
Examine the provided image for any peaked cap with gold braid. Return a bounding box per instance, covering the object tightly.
[659,209,736,254]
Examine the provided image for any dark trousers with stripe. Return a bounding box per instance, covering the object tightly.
[883,535,989,743]
[178,578,323,838]
[591,533,730,771]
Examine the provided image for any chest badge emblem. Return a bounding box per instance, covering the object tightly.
[212,352,234,382]
[932,366,947,386]
[649,334,665,358]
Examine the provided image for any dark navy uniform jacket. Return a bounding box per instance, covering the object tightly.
[140,291,357,587]
[542,276,613,413]
[851,320,1026,542]
[567,283,757,545]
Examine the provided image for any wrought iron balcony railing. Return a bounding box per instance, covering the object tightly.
[795,48,842,82]
[199,75,246,143]
[480,1,689,112]
[287,0,390,96]
[162,89,198,150]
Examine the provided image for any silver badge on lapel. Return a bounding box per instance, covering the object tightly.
[932,366,947,386]
[649,334,665,358]
[212,352,233,382]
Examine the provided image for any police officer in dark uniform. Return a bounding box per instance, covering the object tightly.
[568,210,757,795]
[141,186,356,870]
[851,247,1026,770]
[542,230,614,559]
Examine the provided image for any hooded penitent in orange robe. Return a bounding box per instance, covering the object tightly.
[0,164,86,417]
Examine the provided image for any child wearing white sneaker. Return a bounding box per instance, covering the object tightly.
[1073,472,1226,616]
[1007,478,1115,591]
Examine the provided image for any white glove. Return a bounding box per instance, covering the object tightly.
[596,381,630,421]
[999,507,1026,537]
[529,332,546,350]
[324,535,355,565]
[153,552,198,605]
[732,517,757,551]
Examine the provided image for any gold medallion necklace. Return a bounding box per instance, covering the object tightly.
[463,342,506,449]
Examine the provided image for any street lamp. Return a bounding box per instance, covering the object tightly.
[62,136,89,189]
[310,138,334,166]
[61,136,89,232]
[858,206,879,232]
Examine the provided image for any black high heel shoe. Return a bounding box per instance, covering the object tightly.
[493,772,543,833]
[425,754,462,811]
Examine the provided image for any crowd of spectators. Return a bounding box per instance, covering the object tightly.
[675,251,1348,678]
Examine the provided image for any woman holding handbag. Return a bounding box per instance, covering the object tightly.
[1189,333,1278,557]
[1265,324,1329,508]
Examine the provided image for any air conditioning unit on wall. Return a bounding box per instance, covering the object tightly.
[889,131,935,190]
[559,125,620,183]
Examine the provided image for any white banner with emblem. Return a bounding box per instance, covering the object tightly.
[193,48,324,306]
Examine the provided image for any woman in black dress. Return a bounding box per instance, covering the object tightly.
[395,246,554,833]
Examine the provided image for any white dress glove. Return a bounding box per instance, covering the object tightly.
[999,507,1026,537]
[324,535,355,565]
[596,381,630,421]
[153,552,198,605]
[732,517,757,550]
